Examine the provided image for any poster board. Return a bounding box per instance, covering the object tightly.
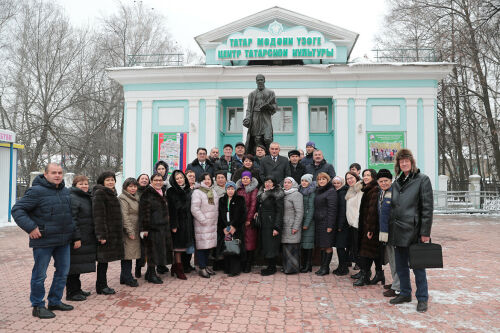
[152,133,188,176]
[367,132,405,171]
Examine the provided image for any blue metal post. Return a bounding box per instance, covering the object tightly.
[8,142,13,222]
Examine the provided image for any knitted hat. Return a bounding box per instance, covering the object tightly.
[377,168,393,180]
[241,171,252,179]
[225,181,237,189]
[235,142,245,148]
[288,149,300,158]
[284,177,298,188]
[301,174,313,183]
[306,141,316,148]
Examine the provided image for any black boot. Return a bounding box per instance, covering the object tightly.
[353,270,370,286]
[300,249,312,273]
[146,267,163,284]
[314,251,325,275]
[182,253,194,273]
[351,270,362,279]
[316,252,333,276]
[335,262,350,276]
[369,270,385,285]
[156,265,169,274]
[135,265,142,278]
[261,258,277,276]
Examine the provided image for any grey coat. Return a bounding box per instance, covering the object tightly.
[389,170,433,247]
[299,183,316,249]
[281,189,304,244]
[259,155,291,185]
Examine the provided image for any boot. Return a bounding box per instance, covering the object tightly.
[351,271,362,279]
[353,270,370,286]
[135,266,142,278]
[171,263,187,280]
[369,270,385,285]
[156,265,169,274]
[334,262,349,276]
[261,258,277,276]
[182,253,194,273]
[146,267,163,284]
[316,252,333,276]
[314,251,325,275]
[300,249,313,273]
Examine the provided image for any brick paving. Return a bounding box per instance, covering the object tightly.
[0,214,499,332]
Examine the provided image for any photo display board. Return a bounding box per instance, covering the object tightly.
[366,132,405,172]
[152,133,188,175]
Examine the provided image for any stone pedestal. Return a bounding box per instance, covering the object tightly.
[469,174,481,209]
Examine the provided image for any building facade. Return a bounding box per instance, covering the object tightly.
[108,7,452,187]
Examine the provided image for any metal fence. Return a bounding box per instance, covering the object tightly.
[127,53,184,67]
[371,48,436,62]
[433,190,500,213]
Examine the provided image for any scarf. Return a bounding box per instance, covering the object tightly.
[199,186,215,205]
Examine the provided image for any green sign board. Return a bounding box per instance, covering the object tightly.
[367,132,405,172]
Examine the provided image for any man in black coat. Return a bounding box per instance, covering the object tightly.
[12,163,76,318]
[288,149,306,184]
[214,144,237,180]
[388,149,433,313]
[186,147,215,181]
[305,150,336,180]
[300,141,316,167]
[259,142,291,185]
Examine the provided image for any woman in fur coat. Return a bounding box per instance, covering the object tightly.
[93,171,124,295]
[257,176,284,276]
[353,169,383,287]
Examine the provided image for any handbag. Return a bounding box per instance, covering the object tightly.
[223,239,241,256]
[409,239,443,269]
[252,214,261,229]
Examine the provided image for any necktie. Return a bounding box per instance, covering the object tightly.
[201,163,205,170]
[273,157,277,163]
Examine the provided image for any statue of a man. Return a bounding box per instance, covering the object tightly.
[243,74,277,155]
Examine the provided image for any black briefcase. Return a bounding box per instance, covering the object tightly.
[409,240,443,269]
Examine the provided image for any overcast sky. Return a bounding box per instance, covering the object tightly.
[60,0,388,60]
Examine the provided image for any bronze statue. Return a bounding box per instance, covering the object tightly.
[243,74,277,155]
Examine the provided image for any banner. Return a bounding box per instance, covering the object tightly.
[366,132,405,171]
[152,133,188,175]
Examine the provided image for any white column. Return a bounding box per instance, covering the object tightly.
[354,98,367,167]
[406,98,418,156]
[242,96,248,142]
[141,99,153,175]
[336,98,349,173]
[469,174,481,209]
[206,98,218,151]
[188,99,200,163]
[297,96,309,150]
[423,98,437,188]
[124,99,137,179]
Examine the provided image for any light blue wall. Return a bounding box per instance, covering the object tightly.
[309,98,334,164]
[366,98,407,132]
[151,100,190,132]
[124,80,438,92]
[135,101,142,176]
[123,102,127,173]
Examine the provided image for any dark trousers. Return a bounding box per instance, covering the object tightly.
[196,249,210,268]
[120,260,133,282]
[224,255,241,275]
[337,247,348,266]
[96,262,108,290]
[361,256,382,272]
[66,273,81,297]
[136,239,145,268]
[395,246,428,301]
[349,227,360,265]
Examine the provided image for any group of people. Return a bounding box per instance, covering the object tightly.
[12,140,434,319]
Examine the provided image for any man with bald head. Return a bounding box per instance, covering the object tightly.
[259,142,291,184]
[12,163,76,318]
[305,150,336,180]
[243,74,277,155]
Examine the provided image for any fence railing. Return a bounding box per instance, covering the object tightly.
[433,190,500,213]
[127,53,184,67]
[371,48,436,62]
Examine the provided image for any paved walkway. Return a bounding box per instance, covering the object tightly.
[0,215,499,332]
